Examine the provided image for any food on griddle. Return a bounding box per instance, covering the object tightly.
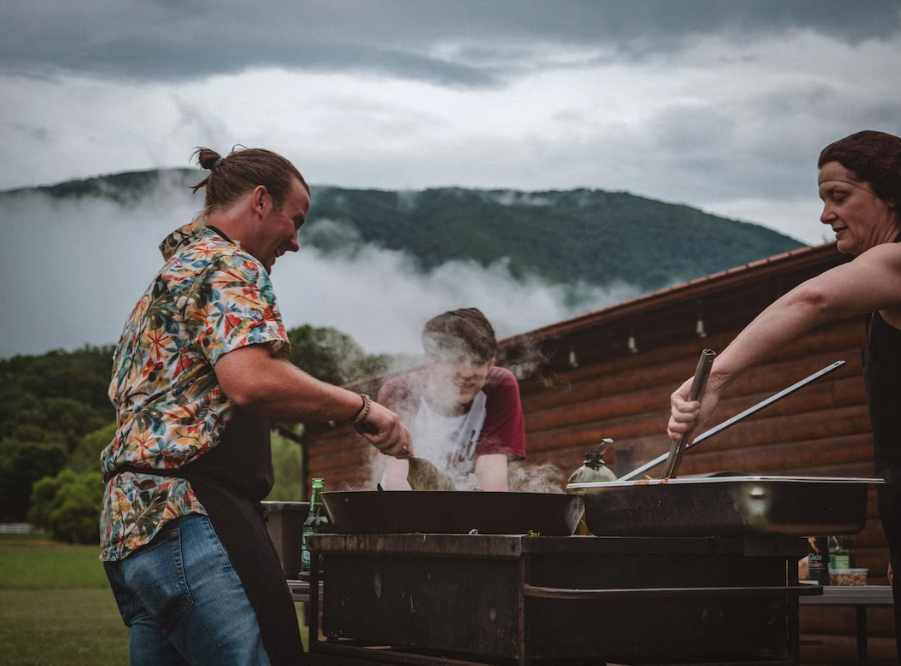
[407,457,457,491]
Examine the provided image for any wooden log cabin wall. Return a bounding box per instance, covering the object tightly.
[300,241,895,664]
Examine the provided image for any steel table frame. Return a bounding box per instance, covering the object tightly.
[306,534,821,666]
[799,584,893,666]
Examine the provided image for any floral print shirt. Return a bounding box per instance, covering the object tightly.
[100,221,290,561]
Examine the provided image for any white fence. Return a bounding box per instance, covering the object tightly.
[0,523,45,534]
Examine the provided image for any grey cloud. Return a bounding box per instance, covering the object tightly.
[5,122,50,142]
[87,42,498,87]
[1,1,898,86]
[616,79,901,205]
[866,102,901,129]
[456,73,898,220]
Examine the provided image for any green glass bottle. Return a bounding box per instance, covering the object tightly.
[829,536,853,570]
[300,478,329,575]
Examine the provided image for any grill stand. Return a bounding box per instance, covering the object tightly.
[307,534,821,666]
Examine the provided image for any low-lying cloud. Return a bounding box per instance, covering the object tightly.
[0,182,639,360]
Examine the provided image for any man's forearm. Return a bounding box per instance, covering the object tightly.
[215,345,363,422]
[215,341,412,458]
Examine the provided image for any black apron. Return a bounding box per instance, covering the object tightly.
[862,310,901,662]
[123,410,305,665]
[122,226,304,664]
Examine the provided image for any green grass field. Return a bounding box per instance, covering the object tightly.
[0,533,309,665]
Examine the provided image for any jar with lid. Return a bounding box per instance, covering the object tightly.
[567,441,618,491]
[567,442,617,535]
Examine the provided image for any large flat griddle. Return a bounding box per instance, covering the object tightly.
[321,490,584,536]
[571,475,880,538]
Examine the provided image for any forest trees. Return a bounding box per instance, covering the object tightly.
[0,347,114,523]
[3,326,389,541]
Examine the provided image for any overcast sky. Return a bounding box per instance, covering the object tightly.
[2,1,899,247]
[3,2,901,360]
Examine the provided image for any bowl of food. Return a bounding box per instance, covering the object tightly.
[830,568,868,586]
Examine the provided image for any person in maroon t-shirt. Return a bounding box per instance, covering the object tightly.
[379,308,526,491]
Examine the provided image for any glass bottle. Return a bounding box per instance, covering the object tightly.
[300,478,329,575]
[829,536,853,570]
[807,536,830,585]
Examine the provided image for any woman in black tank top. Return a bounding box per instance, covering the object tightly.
[668,130,901,660]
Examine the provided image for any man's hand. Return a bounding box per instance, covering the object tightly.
[353,401,412,458]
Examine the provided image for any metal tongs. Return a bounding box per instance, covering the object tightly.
[660,349,716,479]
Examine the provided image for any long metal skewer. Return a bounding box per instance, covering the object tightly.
[618,360,846,483]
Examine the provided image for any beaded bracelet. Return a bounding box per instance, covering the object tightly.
[349,393,372,425]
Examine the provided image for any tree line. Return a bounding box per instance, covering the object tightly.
[0,326,392,543]
[307,186,805,293]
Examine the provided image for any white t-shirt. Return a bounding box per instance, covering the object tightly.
[377,367,526,486]
[412,392,488,476]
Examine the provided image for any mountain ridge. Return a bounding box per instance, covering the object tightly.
[1,168,806,293]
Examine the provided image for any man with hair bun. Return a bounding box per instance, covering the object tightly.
[100,146,411,665]
[379,307,526,491]
[668,129,901,659]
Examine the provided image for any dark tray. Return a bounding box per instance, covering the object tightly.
[321,490,584,536]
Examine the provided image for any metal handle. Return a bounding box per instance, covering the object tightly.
[660,349,716,479]
[523,584,824,600]
[616,360,846,483]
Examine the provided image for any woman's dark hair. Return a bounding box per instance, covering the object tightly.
[818,130,901,205]
[422,308,497,362]
[191,146,309,214]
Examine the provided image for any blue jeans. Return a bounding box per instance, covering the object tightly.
[104,514,271,666]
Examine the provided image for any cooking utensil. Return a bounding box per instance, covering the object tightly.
[660,349,716,479]
[406,457,457,491]
[571,475,880,537]
[619,360,846,482]
[321,490,584,536]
